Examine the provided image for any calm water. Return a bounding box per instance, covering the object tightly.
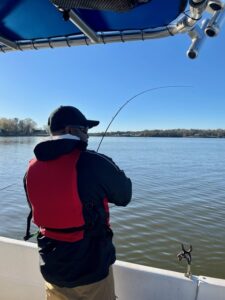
[0,136,225,279]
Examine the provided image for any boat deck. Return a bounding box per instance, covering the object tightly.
[1,236,225,300]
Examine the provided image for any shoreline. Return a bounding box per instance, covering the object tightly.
[0,135,225,138]
[1,129,225,138]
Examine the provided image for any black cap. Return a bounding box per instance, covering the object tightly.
[48,106,99,132]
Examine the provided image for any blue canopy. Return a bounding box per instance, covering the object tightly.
[0,0,187,40]
[0,0,224,59]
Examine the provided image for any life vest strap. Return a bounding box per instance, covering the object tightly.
[24,210,39,241]
[24,208,86,241]
[44,225,86,233]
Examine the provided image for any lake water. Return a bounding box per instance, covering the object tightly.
[0,136,225,279]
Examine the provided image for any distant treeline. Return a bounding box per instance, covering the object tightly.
[91,129,225,138]
[1,117,225,138]
[0,117,47,136]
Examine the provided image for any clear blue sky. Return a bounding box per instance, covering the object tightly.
[0,30,224,132]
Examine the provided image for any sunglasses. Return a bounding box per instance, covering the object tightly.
[69,126,88,134]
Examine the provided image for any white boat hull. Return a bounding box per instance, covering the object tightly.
[0,236,225,300]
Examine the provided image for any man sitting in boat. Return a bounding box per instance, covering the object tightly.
[24,105,132,300]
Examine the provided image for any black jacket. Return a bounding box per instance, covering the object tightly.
[25,138,132,287]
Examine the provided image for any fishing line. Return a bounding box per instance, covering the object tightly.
[98,85,192,210]
[96,85,192,152]
[0,183,16,191]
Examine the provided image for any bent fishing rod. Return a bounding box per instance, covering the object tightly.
[96,85,192,152]
[0,86,191,193]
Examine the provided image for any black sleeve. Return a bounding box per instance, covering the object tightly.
[23,172,34,240]
[23,172,31,208]
[77,151,132,207]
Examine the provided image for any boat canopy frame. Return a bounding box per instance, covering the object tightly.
[0,0,224,58]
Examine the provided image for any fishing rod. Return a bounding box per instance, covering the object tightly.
[96,85,192,152]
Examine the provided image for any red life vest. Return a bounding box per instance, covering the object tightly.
[26,149,86,242]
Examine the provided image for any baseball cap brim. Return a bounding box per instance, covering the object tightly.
[86,120,99,129]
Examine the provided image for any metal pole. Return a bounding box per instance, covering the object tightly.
[68,10,100,43]
[0,36,18,50]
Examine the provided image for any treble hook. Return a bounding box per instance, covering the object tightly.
[177,244,193,278]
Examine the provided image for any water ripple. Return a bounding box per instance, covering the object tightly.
[1,137,225,279]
